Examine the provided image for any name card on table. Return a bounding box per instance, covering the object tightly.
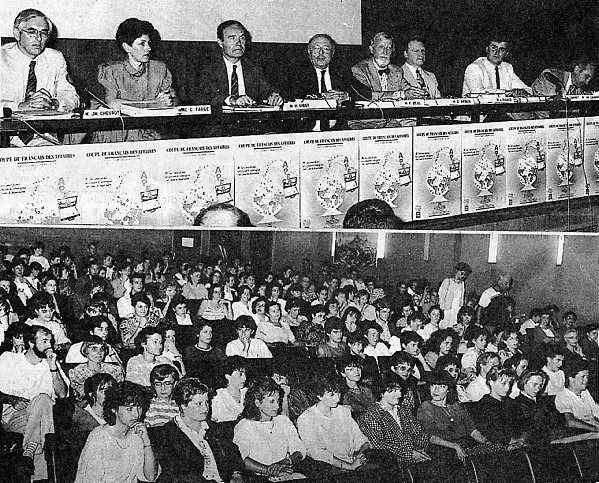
[283,99,335,111]
[433,98,477,107]
[177,105,211,115]
[83,109,121,119]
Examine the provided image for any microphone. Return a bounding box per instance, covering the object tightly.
[543,71,565,89]
[83,87,112,110]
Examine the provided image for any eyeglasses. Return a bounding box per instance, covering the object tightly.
[154,381,175,388]
[39,308,55,314]
[20,28,50,40]
[311,46,332,54]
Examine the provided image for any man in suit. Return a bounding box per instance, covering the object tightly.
[532,58,595,97]
[401,37,441,99]
[351,32,424,101]
[193,20,283,109]
[151,378,244,483]
[462,33,531,96]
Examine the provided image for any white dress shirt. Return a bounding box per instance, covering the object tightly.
[223,57,246,105]
[462,57,531,95]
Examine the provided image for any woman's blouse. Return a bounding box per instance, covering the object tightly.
[317,342,349,358]
[233,415,306,466]
[145,397,179,427]
[25,317,70,345]
[120,314,161,349]
[417,401,476,443]
[256,321,295,344]
[211,387,247,422]
[75,424,160,483]
[295,321,327,347]
[69,362,124,399]
[66,342,121,365]
[232,301,252,319]
[469,395,518,445]
[460,347,479,372]
[199,302,228,321]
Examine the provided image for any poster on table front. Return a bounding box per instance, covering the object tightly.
[545,119,585,201]
[299,130,359,229]
[0,144,82,224]
[412,125,462,220]
[153,138,235,226]
[233,134,300,228]
[583,117,599,196]
[461,122,507,213]
[504,121,547,206]
[359,127,413,222]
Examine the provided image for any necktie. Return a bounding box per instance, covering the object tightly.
[25,61,37,101]
[378,68,390,76]
[231,64,239,97]
[495,66,501,90]
[19,61,37,144]
[320,69,327,93]
[416,69,427,89]
[378,69,389,91]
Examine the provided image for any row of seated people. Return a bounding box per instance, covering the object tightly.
[2,8,596,146]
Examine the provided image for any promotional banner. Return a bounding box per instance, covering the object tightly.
[233,134,300,227]
[583,116,599,196]
[504,121,547,206]
[412,125,462,220]
[359,128,413,222]
[461,122,508,213]
[545,119,585,201]
[299,131,359,229]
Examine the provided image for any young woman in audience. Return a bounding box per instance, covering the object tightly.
[297,374,372,472]
[345,332,379,383]
[363,321,392,360]
[282,298,308,329]
[267,283,287,314]
[356,288,376,321]
[358,374,431,467]
[0,320,26,354]
[72,373,117,433]
[497,328,522,363]
[562,328,587,365]
[256,301,295,345]
[232,285,253,319]
[542,344,566,396]
[183,321,226,377]
[145,364,180,427]
[126,327,172,387]
[503,353,529,397]
[580,323,599,361]
[25,292,71,352]
[197,285,232,321]
[418,305,443,342]
[160,327,186,376]
[423,329,456,370]
[75,381,158,483]
[296,305,328,349]
[455,306,477,354]
[111,261,132,300]
[251,296,269,326]
[161,294,194,347]
[119,292,162,350]
[234,378,307,479]
[69,336,124,399]
[389,351,421,413]
[317,317,349,358]
[154,281,178,318]
[93,17,178,143]
[461,325,489,375]
[211,356,247,423]
[181,267,207,301]
[42,275,70,324]
[66,315,122,364]
[225,315,273,358]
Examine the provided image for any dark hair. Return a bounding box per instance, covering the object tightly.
[81,335,108,358]
[131,292,151,308]
[544,342,565,360]
[400,330,423,347]
[251,296,267,314]
[172,377,210,409]
[241,377,283,421]
[224,355,247,377]
[83,373,117,407]
[192,319,213,336]
[390,350,416,368]
[324,316,344,335]
[336,355,364,373]
[517,369,548,392]
[265,300,281,314]
[194,203,253,227]
[217,20,247,41]
[103,381,150,425]
[311,373,343,397]
[116,18,157,50]
[454,262,472,275]
[346,332,365,346]
[130,272,145,284]
[457,305,476,321]
[85,315,110,333]
[24,324,53,347]
[425,329,455,355]
[135,327,162,349]
[150,363,180,388]
[486,366,516,389]
[427,304,444,319]
[234,315,257,332]
[308,33,337,52]
[569,55,596,72]
[437,354,459,373]
[29,292,54,312]
[372,373,404,402]
[343,199,403,229]
[404,35,426,52]
[476,351,500,375]
[362,320,382,335]
[564,360,590,385]
[464,325,488,346]
[486,32,510,48]
[427,370,455,387]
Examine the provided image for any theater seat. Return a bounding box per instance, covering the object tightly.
[569,439,599,482]
[464,449,534,483]
[525,444,582,483]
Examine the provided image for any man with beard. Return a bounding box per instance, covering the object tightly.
[0,325,68,479]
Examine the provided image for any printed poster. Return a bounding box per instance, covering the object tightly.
[233,134,300,227]
[461,122,507,213]
[359,127,413,222]
[504,121,547,206]
[299,130,359,229]
[583,116,599,196]
[545,119,585,201]
[153,138,235,226]
[412,125,462,220]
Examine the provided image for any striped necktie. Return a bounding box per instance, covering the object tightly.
[25,61,37,101]
[231,64,239,97]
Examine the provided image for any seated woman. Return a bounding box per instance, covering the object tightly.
[580,323,599,362]
[93,18,179,143]
[317,317,349,358]
[295,305,328,349]
[211,356,247,423]
[562,328,587,365]
[297,374,372,472]
[75,381,159,483]
[497,328,522,364]
[160,327,186,376]
[225,315,273,358]
[460,325,488,375]
[72,373,117,434]
[468,367,525,448]
[25,292,70,353]
[68,336,124,400]
[555,359,599,433]
[455,306,477,354]
[144,364,180,427]
[152,378,244,483]
[161,294,194,348]
[119,292,162,351]
[341,306,361,340]
[66,315,122,365]
[389,351,420,413]
[153,280,178,318]
[251,296,269,327]
[282,298,308,329]
[362,321,391,360]
[503,353,529,398]
[183,320,226,378]
[417,371,502,466]
[126,327,174,387]
[197,285,232,321]
[358,374,431,467]
[346,332,379,384]
[338,355,376,419]
[234,378,308,479]
[423,329,456,370]
[256,301,295,345]
[232,285,253,320]
[437,354,469,403]
[417,305,443,342]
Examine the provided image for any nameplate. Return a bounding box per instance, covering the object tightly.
[568,94,599,102]
[394,99,426,108]
[83,109,121,118]
[434,98,476,106]
[283,99,335,111]
[177,105,211,115]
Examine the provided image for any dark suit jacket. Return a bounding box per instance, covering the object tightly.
[191,56,276,108]
[152,419,243,483]
[400,63,441,98]
[285,61,353,99]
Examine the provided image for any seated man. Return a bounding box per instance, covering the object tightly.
[0,325,68,479]
[555,360,599,432]
[192,20,283,109]
[401,37,441,99]
[532,57,595,97]
[543,344,566,396]
[0,9,79,147]
[462,33,531,97]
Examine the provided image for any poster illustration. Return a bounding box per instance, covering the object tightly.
[545,119,585,201]
[334,232,378,267]
[359,127,413,222]
[583,116,599,196]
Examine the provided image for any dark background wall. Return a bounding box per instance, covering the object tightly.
[4,0,599,103]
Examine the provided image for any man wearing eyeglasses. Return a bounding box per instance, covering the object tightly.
[462,33,531,97]
[0,9,79,146]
